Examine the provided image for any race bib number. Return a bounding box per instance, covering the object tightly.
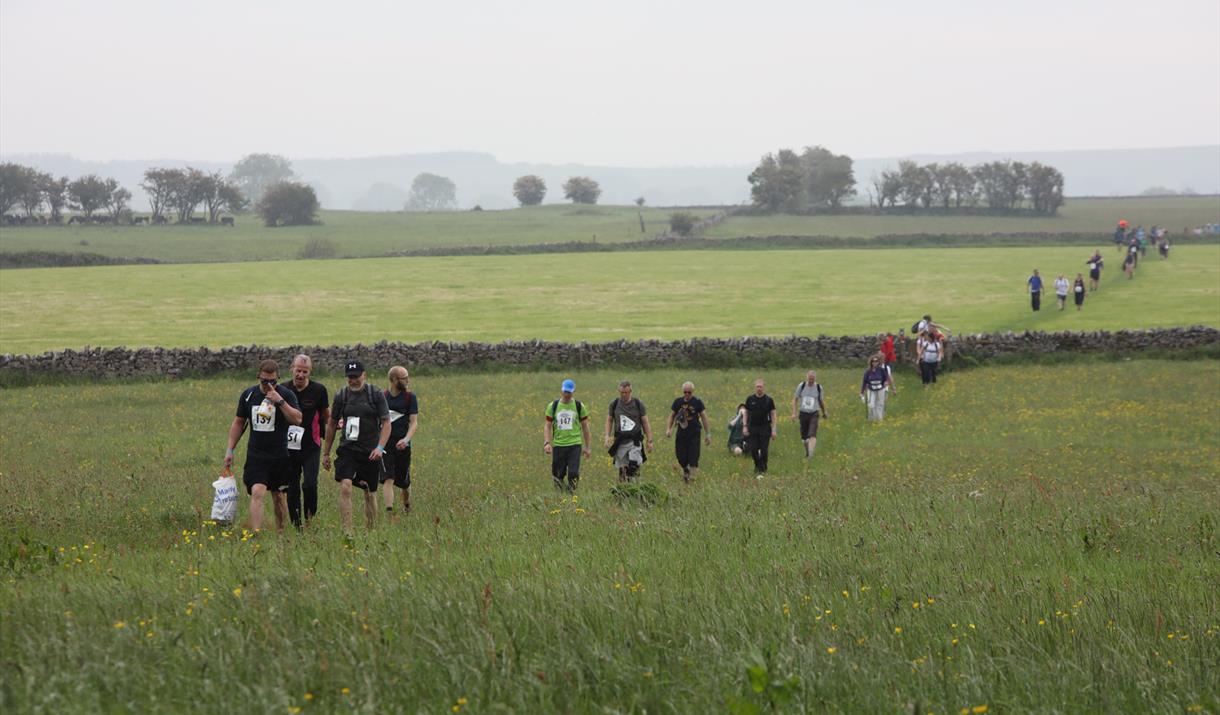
[801,396,817,411]
[344,417,360,441]
[1075,285,1084,293]
[286,425,304,450]
[1088,263,1096,270]
[618,415,637,433]
[251,404,275,432]
[556,409,576,431]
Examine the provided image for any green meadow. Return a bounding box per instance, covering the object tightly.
[1,245,1217,354]
[704,196,1220,240]
[2,362,1217,713]
[0,205,717,264]
[1,196,1216,266]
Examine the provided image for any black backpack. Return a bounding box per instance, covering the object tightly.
[333,383,381,421]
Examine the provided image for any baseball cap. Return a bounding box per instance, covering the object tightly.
[344,359,364,377]
[561,379,576,393]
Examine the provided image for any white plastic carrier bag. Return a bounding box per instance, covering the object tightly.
[210,468,238,524]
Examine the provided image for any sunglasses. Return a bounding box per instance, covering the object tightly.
[260,378,277,386]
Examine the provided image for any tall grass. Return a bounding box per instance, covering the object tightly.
[2,362,1217,713]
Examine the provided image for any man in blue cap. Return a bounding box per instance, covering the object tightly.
[544,379,592,492]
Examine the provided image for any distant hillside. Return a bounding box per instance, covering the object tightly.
[3,146,1217,211]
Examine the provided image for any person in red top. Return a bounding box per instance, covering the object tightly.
[879,333,897,366]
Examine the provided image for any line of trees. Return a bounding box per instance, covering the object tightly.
[0,163,130,222]
[748,146,857,213]
[869,160,1065,214]
[510,175,604,207]
[140,167,247,223]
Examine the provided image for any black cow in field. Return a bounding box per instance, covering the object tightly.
[91,215,113,225]
[152,215,169,225]
[188,217,206,225]
[132,216,149,225]
[67,215,85,225]
[220,216,235,227]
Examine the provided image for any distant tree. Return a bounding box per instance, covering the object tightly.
[196,171,241,223]
[141,167,179,221]
[67,174,115,218]
[165,168,210,223]
[1139,186,1178,196]
[941,162,976,208]
[669,211,697,236]
[107,182,133,220]
[219,183,249,214]
[512,175,547,206]
[799,146,856,208]
[405,172,458,211]
[562,176,602,205]
[897,161,934,208]
[229,153,295,207]
[634,197,645,207]
[0,163,28,215]
[16,168,48,218]
[1025,162,1064,215]
[257,181,320,227]
[972,160,1029,211]
[747,150,803,212]
[41,174,69,222]
[869,170,903,209]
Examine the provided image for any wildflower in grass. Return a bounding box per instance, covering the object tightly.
[826,647,836,654]
[842,590,850,598]
[643,671,654,678]
[1038,619,1046,626]
[912,601,920,609]
[289,708,301,714]
[233,587,242,598]
[782,603,790,616]
[113,621,125,629]
[304,693,314,701]
[894,627,902,634]
[341,687,350,695]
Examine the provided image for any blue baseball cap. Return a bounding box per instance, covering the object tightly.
[561,379,576,393]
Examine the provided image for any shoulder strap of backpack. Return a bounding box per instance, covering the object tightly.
[549,399,558,416]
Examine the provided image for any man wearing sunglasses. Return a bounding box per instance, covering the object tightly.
[665,381,711,483]
[223,359,303,533]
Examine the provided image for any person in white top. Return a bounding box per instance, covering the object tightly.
[1054,275,1070,310]
[917,331,943,387]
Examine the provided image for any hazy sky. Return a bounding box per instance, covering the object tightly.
[2,0,1217,166]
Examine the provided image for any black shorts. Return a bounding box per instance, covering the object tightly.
[381,444,412,489]
[799,412,820,440]
[674,429,701,469]
[334,450,384,492]
[243,454,290,494]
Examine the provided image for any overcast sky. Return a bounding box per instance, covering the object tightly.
[2,0,1217,166]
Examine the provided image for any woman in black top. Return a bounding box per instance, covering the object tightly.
[1073,273,1086,310]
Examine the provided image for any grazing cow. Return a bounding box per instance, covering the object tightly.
[189,217,206,225]
[152,215,169,225]
[220,216,235,227]
[132,216,149,225]
[67,215,84,225]
[92,216,113,225]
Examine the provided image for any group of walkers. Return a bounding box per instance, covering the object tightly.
[223,356,418,535]
[1024,219,1172,316]
[546,374,832,489]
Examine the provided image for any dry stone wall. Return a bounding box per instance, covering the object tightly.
[1,327,1215,379]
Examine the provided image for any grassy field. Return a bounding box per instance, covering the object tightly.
[704,196,1220,240]
[1,245,1217,354]
[2,361,1217,713]
[0,205,718,264]
[1,197,1216,266]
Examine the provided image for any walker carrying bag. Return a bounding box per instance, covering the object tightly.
[210,468,238,524]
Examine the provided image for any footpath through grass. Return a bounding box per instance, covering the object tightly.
[1,361,1217,713]
[1,244,1217,354]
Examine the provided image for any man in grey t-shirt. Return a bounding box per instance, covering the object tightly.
[603,380,653,483]
[791,370,828,460]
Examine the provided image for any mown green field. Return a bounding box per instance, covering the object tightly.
[0,205,718,264]
[1,245,1217,354]
[1,197,1217,265]
[2,362,1217,713]
[704,196,1220,240]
